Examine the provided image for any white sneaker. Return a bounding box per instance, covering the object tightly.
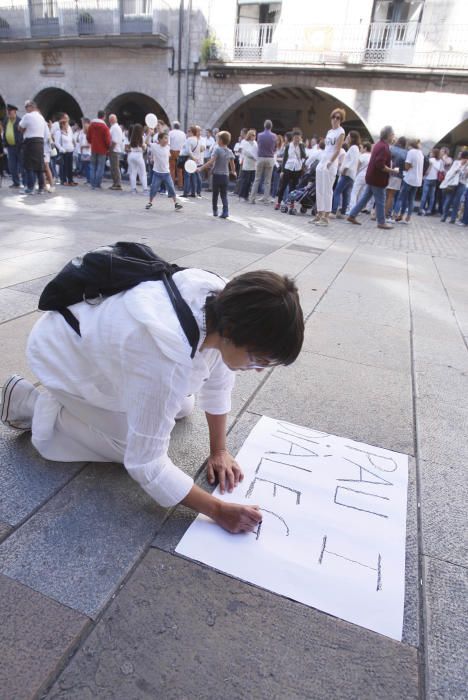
[1,374,39,430]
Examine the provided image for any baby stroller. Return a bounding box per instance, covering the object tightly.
[280,161,317,215]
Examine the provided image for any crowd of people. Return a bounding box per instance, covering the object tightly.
[1,100,467,227]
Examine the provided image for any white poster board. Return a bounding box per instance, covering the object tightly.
[176,416,409,640]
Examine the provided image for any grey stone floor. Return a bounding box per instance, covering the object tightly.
[0,182,467,699]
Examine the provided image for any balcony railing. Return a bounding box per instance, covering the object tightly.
[226,21,468,71]
[0,0,170,41]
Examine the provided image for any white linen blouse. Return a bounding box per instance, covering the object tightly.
[27,269,235,507]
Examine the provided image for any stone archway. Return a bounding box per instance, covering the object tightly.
[436,118,468,154]
[217,85,372,142]
[34,87,83,124]
[105,92,170,128]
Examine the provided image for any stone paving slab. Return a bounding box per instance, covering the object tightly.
[249,352,414,455]
[0,573,89,700]
[414,363,468,408]
[434,257,468,337]
[173,247,264,277]
[0,425,84,526]
[423,557,467,700]
[10,273,55,296]
[0,311,42,384]
[0,463,167,618]
[420,458,467,567]
[0,521,12,543]
[44,547,419,700]
[0,250,72,288]
[0,287,39,323]
[303,310,411,372]
[416,400,468,465]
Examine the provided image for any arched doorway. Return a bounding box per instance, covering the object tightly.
[34,88,83,124]
[437,118,468,155]
[105,92,169,128]
[218,87,372,143]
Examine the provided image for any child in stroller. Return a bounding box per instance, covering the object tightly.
[280,161,317,215]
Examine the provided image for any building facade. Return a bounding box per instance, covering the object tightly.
[0,0,467,148]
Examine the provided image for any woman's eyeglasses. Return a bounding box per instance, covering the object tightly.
[332,115,341,120]
[246,353,280,369]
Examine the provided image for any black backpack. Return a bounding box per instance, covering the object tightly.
[38,241,200,359]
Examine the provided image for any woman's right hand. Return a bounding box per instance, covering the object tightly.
[213,502,262,534]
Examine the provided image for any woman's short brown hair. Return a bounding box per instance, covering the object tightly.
[330,107,346,122]
[246,129,256,140]
[217,130,231,146]
[188,125,200,138]
[205,271,304,366]
[348,130,361,146]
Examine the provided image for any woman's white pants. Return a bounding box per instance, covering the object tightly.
[127,152,147,191]
[315,160,338,213]
[31,389,195,464]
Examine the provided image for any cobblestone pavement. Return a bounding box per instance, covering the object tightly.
[0,184,466,699]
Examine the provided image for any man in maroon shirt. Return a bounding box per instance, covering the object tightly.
[347,125,398,230]
[87,109,111,190]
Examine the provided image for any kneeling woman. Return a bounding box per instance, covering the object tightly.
[2,270,304,535]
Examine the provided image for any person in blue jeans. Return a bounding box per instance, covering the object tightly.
[440,150,468,223]
[145,132,183,212]
[198,131,236,218]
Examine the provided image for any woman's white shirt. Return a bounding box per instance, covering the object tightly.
[27,269,235,508]
[57,126,75,153]
[242,141,258,170]
[425,157,443,180]
[341,144,360,180]
[187,136,203,165]
[323,126,345,159]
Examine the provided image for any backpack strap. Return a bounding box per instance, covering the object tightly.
[58,273,200,359]
[161,272,200,359]
[58,307,81,337]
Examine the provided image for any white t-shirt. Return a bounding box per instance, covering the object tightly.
[323,126,345,158]
[284,142,304,172]
[56,126,75,153]
[186,136,203,165]
[341,144,360,180]
[150,142,170,173]
[404,148,424,187]
[425,157,443,181]
[19,111,47,139]
[110,123,123,153]
[169,128,186,151]
[79,131,91,157]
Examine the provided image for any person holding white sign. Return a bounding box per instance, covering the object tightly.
[2,271,304,535]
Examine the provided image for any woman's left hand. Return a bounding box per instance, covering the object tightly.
[206,449,244,494]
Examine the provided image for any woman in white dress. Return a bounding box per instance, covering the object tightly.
[314,108,346,226]
[1,270,304,535]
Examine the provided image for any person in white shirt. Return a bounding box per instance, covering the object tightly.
[419,147,443,216]
[55,115,77,186]
[168,120,186,189]
[127,124,148,194]
[78,118,92,183]
[145,132,183,212]
[182,125,203,197]
[19,99,47,194]
[395,139,424,223]
[108,114,123,190]
[42,121,55,193]
[314,108,346,226]
[274,130,307,209]
[331,131,361,217]
[1,269,304,535]
[238,129,257,201]
[348,141,372,213]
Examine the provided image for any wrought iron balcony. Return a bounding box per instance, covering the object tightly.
[0,0,170,43]
[225,21,468,71]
